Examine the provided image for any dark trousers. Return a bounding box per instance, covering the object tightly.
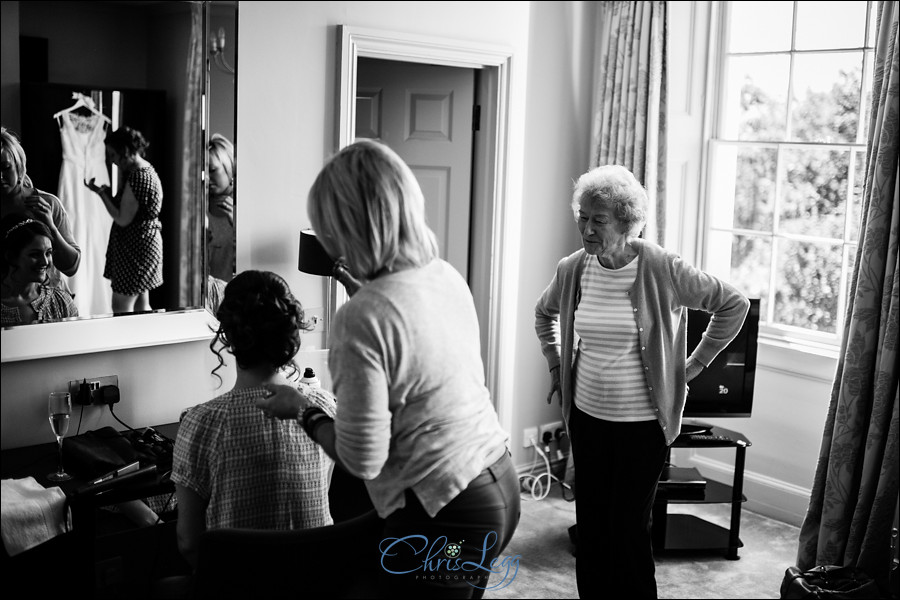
[570,405,669,599]
[378,452,521,599]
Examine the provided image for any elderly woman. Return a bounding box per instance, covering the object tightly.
[1,214,78,325]
[257,139,519,599]
[1,126,81,291]
[534,164,749,599]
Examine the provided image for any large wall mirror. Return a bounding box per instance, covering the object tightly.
[0,0,237,361]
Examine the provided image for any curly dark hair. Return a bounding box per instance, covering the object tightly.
[209,270,313,385]
[104,126,150,158]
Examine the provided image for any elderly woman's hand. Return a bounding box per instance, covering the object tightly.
[546,366,561,405]
[255,383,315,419]
[685,356,705,383]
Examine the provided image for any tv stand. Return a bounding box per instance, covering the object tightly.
[679,420,714,436]
[652,424,751,560]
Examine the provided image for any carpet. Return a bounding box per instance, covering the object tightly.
[482,484,800,599]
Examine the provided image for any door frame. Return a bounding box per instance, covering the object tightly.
[336,25,513,430]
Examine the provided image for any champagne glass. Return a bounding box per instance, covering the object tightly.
[47,391,72,482]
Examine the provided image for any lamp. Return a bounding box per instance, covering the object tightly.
[298,230,363,348]
[210,27,235,75]
[298,229,336,348]
[298,229,336,276]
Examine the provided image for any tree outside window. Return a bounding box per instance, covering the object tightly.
[704,0,875,344]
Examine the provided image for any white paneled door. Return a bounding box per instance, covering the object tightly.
[356,57,475,282]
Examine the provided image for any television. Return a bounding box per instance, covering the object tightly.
[680,298,760,434]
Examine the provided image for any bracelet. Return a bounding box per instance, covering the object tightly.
[300,407,333,441]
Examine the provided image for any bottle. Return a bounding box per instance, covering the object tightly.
[300,367,321,388]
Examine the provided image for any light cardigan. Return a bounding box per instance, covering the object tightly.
[329,259,509,518]
[534,238,750,446]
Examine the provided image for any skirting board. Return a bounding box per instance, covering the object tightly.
[687,453,811,528]
[514,449,810,529]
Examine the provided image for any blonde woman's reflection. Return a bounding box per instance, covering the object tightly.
[85,126,163,314]
[1,126,82,296]
[207,133,235,283]
[1,214,78,325]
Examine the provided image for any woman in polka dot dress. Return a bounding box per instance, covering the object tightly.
[85,126,162,313]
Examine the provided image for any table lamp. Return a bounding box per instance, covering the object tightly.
[298,229,338,347]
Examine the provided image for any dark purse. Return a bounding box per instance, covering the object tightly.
[780,565,880,599]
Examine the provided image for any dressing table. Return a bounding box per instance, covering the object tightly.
[1,422,186,598]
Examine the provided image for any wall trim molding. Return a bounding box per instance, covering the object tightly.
[689,453,812,527]
[335,25,517,436]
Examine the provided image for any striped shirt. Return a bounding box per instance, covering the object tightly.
[573,256,656,421]
[171,386,335,530]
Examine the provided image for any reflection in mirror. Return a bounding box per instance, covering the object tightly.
[204,1,237,313]
[0,0,220,328]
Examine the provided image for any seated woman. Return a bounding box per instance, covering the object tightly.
[1,214,78,325]
[171,270,335,569]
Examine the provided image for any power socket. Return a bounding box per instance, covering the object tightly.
[538,421,563,449]
[69,375,119,405]
[522,427,538,448]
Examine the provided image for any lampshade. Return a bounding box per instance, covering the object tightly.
[298,229,335,276]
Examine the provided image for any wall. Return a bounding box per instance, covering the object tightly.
[233,1,597,471]
[1,1,831,528]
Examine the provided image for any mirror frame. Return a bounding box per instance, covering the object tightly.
[1,0,232,362]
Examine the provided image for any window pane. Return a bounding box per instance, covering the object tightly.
[773,239,842,333]
[722,55,790,141]
[850,150,865,241]
[845,243,857,310]
[796,0,868,50]
[708,231,771,323]
[860,50,875,143]
[779,147,849,239]
[728,1,793,52]
[791,52,864,143]
[710,146,776,230]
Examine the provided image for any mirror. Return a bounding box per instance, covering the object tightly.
[0,0,237,332]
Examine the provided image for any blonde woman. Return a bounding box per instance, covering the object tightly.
[258,140,519,598]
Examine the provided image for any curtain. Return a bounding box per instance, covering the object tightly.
[590,0,667,244]
[179,1,205,307]
[796,1,899,592]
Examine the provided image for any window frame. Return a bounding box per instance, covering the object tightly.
[698,0,875,351]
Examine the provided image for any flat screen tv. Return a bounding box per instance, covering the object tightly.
[681,299,760,434]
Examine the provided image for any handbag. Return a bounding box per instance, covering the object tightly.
[780,565,880,599]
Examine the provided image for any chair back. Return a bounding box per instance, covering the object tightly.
[191,509,385,599]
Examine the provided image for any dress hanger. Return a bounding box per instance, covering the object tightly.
[52,92,111,124]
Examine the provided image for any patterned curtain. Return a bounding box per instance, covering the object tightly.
[591,0,667,244]
[179,1,205,307]
[796,1,899,592]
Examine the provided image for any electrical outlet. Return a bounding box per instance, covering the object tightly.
[69,375,119,405]
[303,306,326,333]
[538,421,563,447]
[522,427,538,448]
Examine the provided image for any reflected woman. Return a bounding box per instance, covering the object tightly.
[85,126,163,313]
[1,214,78,325]
[207,133,235,283]
[1,126,81,293]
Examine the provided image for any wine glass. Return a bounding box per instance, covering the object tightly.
[47,391,72,482]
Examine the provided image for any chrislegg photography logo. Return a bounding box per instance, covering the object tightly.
[379,530,520,591]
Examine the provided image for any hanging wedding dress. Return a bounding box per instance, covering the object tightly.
[56,112,112,316]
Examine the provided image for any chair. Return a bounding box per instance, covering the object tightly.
[190,508,385,599]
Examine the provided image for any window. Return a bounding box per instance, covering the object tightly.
[703,1,877,345]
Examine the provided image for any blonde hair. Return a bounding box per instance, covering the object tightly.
[307,139,438,280]
[1,127,33,190]
[572,164,647,237]
[209,133,235,184]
